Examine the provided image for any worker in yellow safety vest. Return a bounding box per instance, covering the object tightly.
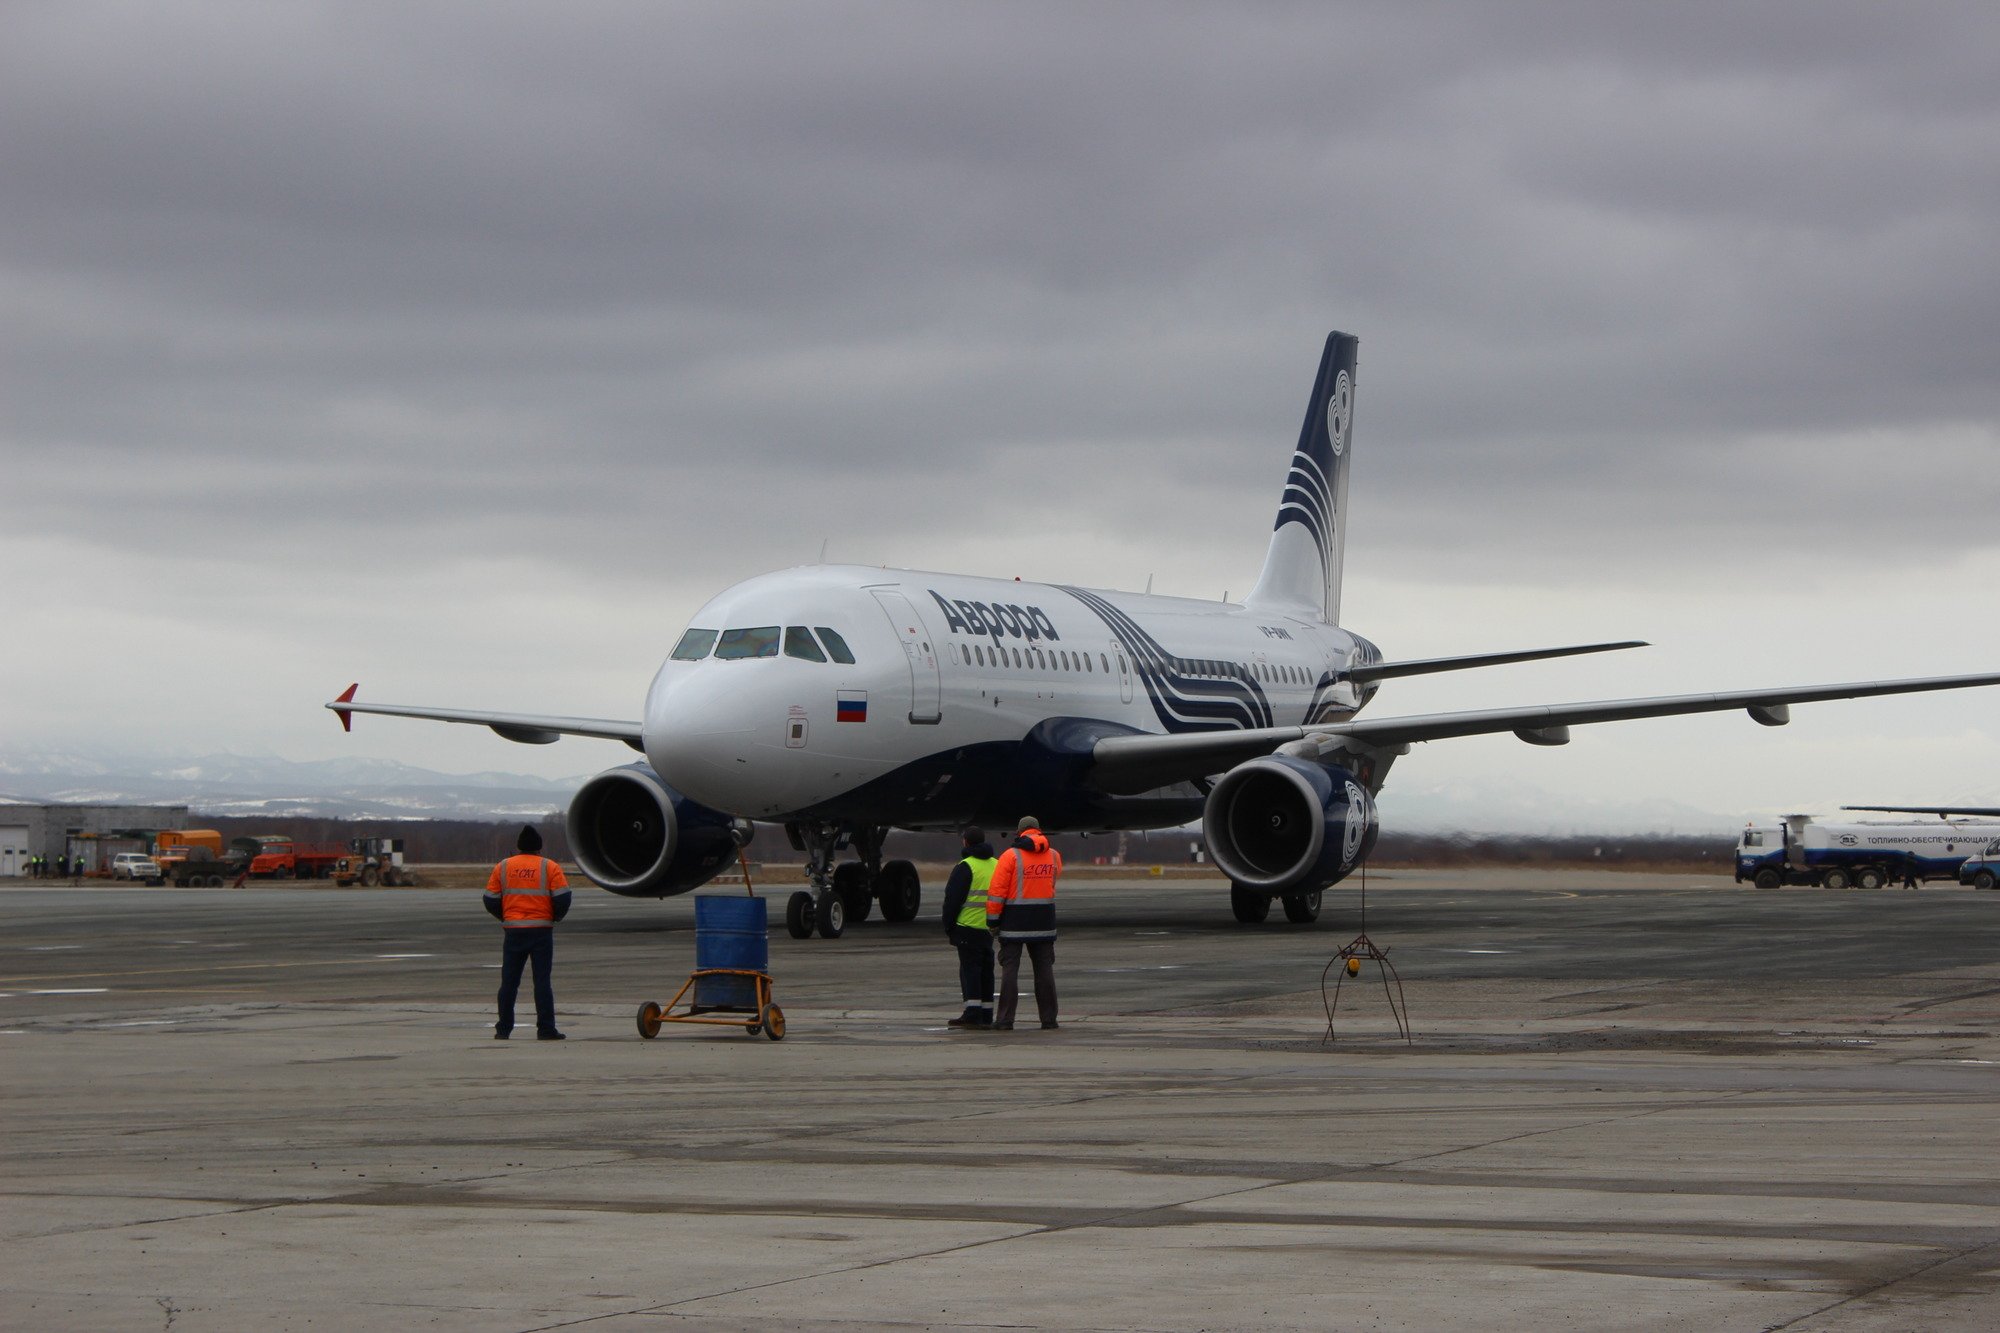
[939,827,997,1027]
[483,824,573,1040]
[985,815,1063,1030]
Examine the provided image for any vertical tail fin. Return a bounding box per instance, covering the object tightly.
[1245,332,1358,624]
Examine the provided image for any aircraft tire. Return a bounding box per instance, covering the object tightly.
[785,891,815,939]
[1754,869,1782,889]
[1823,869,1851,890]
[815,890,846,939]
[877,860,921,922]
[1974,870,1995,891]
[1281,889,1322,924]
[833,862,872,922]
[1856,867,1886,890]
[1229,886,1271,923]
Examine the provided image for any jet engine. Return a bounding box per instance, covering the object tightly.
[1202,756,1378,895]
[566,763,751,898]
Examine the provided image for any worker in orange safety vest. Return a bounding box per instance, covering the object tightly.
[985,814,1062,1030]
[484,824,573,1040]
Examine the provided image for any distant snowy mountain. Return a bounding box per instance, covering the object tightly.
[0,747,585,821]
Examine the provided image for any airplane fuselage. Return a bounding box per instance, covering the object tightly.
[644,564,1380,831]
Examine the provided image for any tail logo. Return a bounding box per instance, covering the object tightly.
[1326,370,1352,457]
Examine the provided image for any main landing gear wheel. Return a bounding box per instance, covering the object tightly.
[833,862,873,923]
[1229,885,1271,923]
[814,890,846,939]
[1754,868,1782,889]
[877,859,922,922]
[785,890,816,939]
[1281,889,1322,924]
[636,1001,663,1039]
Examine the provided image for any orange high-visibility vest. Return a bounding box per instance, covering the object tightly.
[986,830,1061,939]
[486,854,569,928]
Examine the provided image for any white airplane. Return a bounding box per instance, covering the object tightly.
[329,332,2000,938]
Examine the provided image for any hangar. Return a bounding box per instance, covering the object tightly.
[0,799,191,877]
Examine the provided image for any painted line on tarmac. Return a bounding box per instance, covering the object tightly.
[0,957,462,985]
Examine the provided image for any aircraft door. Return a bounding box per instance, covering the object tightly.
[868,587,943,724]
[1114,640,1133,704]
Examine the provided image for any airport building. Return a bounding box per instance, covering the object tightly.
[0,799,191,876]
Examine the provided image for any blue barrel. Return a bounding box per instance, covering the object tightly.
[693,894,769,1009]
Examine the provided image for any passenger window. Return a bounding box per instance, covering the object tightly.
[1099,654,1108,673]
[813,627,856,665]
[671,629,718,661]
[784,627,828,662]
[1013,647,1023,668]
[1084,654,1092,672]
[715,626,781,659]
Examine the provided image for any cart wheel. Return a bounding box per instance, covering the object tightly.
[785,890,815,939]
[636,1000,663,1039]
[762,1004,786,1040]
[746,1021,762,1036]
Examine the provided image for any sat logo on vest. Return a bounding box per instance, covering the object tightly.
[836,691,868,722]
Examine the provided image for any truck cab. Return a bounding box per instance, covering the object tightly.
[1736,825,1785,886]
[1959,840,2000,891]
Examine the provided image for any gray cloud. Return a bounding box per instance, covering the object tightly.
[2,2,1996,807]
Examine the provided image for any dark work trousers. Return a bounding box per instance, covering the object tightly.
[995,938,1057,1027]
[951,926,994,1022]
[497,927,557,1035]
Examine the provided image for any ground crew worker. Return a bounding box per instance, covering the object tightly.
[939,827,997,1028]
[484,824,572,1040]
[986,815,1062,1030]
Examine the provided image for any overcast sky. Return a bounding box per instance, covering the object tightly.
[4,2,1997,824]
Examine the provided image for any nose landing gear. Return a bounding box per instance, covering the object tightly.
[782,821,923,940]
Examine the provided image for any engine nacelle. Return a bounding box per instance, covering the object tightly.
[566,763,750,898]
[1202,756,1378,895]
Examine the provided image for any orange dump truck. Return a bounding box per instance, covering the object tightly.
[243,837,350,880]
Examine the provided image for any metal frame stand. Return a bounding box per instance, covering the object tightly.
[1320,863,1412,1045]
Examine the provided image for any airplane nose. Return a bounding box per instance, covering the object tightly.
[642,668,762,805]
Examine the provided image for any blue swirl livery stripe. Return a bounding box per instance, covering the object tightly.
[1059,586,1273,734]
[1305,672,1356,726]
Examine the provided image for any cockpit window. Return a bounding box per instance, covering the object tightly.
[671,629,717,661]
[784,626,827,662]
[814,627,856,665]
[715,626,781,659]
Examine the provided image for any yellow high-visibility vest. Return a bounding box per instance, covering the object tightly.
[956,855,996,930]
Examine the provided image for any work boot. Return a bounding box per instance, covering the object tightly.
[1041,1022,1061,1030]
[536,1031,567,1041]
[493,1027,511,1040]
[990,1022,1013,1031]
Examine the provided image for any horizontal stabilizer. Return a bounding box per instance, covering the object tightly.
[1345,640,1648,685]
[325,688,644,752]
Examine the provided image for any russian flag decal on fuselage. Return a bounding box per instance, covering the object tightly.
[836,691,868,722]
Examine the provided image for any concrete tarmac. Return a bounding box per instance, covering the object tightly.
[5,868,2000,1330]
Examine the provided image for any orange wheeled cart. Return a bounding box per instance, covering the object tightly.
[636,970,784,1040]
[635,891,785,1041]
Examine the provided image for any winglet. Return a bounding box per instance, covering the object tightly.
[332,683,358,732]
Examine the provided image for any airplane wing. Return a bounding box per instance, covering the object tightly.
[1087,671,2000,796]
[1345,640,1647,685]
[326,685,644,751]
[1842,805,2000,817]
